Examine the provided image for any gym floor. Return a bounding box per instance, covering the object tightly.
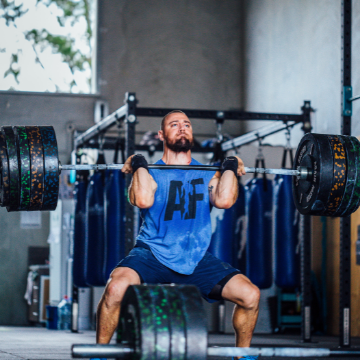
[0,327,360,360]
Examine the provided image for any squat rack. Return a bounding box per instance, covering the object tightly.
[73,93,312,340]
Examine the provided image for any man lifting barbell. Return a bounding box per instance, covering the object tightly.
[95,110,260,360]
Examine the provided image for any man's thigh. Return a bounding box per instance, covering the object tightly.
[115,246,173,284]
[178,251,241,303]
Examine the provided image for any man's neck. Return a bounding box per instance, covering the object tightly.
[161,148,192,165]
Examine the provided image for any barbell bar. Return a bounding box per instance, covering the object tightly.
[59,163,304,179]
[1,126,360,217]
[72,344,360,359]
[72,344,360,358]
[72,284,360,359]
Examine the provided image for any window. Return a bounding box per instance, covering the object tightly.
[0,0,96,93]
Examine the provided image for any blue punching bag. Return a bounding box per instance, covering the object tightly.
[85,172,106,286]
[232,184,246,272]
[274,175,300,288]
[208,183,246,268]
[104,170,126,279]
[73,177,89,287]
[209,207,234,266]
[245,177,273,289]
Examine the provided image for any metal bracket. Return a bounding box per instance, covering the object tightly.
[125,93,137,123]
[343,86,352,116]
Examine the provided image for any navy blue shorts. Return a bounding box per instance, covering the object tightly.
[116,243,241,303]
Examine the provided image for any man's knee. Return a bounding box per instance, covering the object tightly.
[239,283,260,310]
[103,267,140,307]
[223,274,260,309]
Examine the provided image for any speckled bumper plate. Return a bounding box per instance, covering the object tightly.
[333,135,357,217]
[343,136,360,216]
[0,130,10,207]
[292,133,334,216]
[323,135,347,216]
[2,126,20,211]
[26,126,44,211]
[13,126,31,210]
[39,126,59,211]
[118,285,207,360]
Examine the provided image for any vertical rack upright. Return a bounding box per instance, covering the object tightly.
[340,0,352,348]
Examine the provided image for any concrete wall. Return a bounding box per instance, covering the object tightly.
[0,92,99,324]
[352,1,360,136]
[0,1,244,325]
[0,92,99,163]
[0,209,50,325]
[242,0,360,336]
[243,0,342,148]
[97,0,245,142]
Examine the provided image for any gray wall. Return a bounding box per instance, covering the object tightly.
[0,93,99,324]
[353,0,360,133]
[243,0,345,149]
[241,0,360,335]
[0,1,244,325]
[97,0,245,141]
[0,210,50,325]
[0,92,99,163]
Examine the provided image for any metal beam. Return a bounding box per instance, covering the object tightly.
[74,104,128,148]
[221,121,298,151]
[136,107,304,121]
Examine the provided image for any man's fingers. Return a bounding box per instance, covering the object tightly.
[121,164,133,174]
[234,156,246,176]
[237,168,246,176]
[121,155,135,173]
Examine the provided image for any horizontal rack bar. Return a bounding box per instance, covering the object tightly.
[137,107,304,121]
[74,104,128,148]
[222,121,299,151]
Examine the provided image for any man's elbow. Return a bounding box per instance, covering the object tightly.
[214,198,234,209]
[134,197,154,209]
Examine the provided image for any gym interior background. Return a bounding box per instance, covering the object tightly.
[1,0,360,358]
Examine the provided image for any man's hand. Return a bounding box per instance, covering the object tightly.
[122,154,149,174]
[234,156,246,176]
[121,155,135,174]
[221,156,246,177]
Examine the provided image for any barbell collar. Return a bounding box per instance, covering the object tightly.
[72,344,133,358]
[59,163,306,178]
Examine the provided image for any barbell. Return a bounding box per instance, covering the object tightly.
[72,284,360,359]
[0,125,359,217]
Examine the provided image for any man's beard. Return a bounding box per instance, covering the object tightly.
[164,135,194,152]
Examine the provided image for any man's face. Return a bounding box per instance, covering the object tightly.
[159,112,194,152]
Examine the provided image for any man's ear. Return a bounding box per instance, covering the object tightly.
[158,130,164,141]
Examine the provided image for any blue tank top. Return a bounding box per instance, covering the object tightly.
[136,158,216,274]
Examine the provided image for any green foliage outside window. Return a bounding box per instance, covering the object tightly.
[0,0,94,93]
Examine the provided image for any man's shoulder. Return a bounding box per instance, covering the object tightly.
[153,159,165,165]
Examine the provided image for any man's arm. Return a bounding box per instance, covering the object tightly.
[208,156,245,209]
[122,155,158,209]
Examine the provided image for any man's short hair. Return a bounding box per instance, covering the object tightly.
[161,110,187,131]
